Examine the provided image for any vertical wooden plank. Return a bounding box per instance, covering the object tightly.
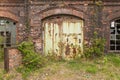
[4,48,9,72]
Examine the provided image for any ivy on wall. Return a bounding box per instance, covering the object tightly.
[84,0,105,58]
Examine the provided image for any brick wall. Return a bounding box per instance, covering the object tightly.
[0,1,120,53]
[0,2,27,43]
[29,1,120,53]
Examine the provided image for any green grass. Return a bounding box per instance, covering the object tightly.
[66,59,99,74]
[0,48,4,62]
[85,64,98,74]
[66,54,120,75]
[106,54,120,67]
[0,53,120,80]
[67,60,82,70]
[0,69,4,80]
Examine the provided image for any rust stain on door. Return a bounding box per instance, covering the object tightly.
[43,15,83,59]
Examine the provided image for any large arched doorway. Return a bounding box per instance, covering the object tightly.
[0,18,16,47]
[110,18,120,51]
[42,15,83,58]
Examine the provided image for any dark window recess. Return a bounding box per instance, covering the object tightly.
[117,30,120,34]
[0,31,11,47]
[110,40,115,45]
[116,46,120,50]
[110,46,115,50]
[110,27,115,29]
[116,40,120,44]
[6,32,11,47]
[116,35,120,39]
[115,19,120,23]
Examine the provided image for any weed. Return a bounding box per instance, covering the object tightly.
[18,41,47,70]
[86,66,98,74]
[106,54,120,67]
[17,66,31,80]
[17,41,47,79]
[84,32,105,59]
[66,59,84,70]
[0,73,3,80]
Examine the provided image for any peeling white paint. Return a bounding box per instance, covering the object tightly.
[43,16,83,58]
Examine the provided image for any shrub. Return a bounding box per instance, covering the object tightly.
[84,32,105,58]
[18,41,47,70]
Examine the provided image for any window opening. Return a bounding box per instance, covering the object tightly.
[0,19,16,47]
[0,31,11,47]
[110,19,120,51]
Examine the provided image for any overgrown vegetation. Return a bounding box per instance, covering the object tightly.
[0,42,120,80]
[83,0,105,59]
[67,54,120,77]
[106,53,120,67]
[17,41,47,79]
[0,53,119,80]
[0,35,4,61]
[84,31,105,58]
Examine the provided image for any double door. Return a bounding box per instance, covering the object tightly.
[43,15,83,58]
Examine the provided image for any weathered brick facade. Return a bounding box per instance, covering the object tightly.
[0,0,120,53]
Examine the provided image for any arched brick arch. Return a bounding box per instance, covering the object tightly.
[107,11,120,22]
[38,7,84,20]
[0,11,19,22]
[40,8,85,56]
